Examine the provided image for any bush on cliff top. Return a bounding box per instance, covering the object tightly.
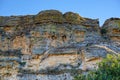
[74,54,120,80]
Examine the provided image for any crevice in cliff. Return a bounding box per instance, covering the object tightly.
[39,49,51,63]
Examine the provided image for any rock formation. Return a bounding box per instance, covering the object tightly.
[102,18,120,42]
[0,10,120,80]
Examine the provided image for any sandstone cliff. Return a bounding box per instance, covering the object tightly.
[0,10,120,80]
[102,18,120,42]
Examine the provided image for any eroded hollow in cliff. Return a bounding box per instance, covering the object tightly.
[62,35,67,42]
[74,30,85,42]
[51,35,57,40]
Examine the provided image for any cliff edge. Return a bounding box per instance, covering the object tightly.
[0,10,120,80]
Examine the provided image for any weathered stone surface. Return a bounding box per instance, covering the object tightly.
[102,18,120,42]
[63,12,84,24]
[0,10,120,80]
[35,10,64,24]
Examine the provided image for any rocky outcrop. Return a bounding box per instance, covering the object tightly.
[102,18,120,42]
[35,10,64,24]
[0,10,120,80]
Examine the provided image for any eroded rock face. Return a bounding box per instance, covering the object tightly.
[0,23,99,55]
[35,10,64,24]
[102,18,120,42]
[0,10,120,80]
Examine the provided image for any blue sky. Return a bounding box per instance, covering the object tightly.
[0,0,120,26]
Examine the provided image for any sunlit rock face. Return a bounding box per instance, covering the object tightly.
[0,10,100,55]
[0,10,120,80]
[102,18,120,42]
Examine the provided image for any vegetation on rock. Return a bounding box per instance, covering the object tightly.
[74,54,120,80]
[19,62,26,67]
[0,10,120,80]
[101,28,107,35]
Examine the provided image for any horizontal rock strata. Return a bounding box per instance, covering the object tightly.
[0,10,120,80]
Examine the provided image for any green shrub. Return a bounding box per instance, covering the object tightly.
[101,28,107,35]
[74,54,120,80]
[20,62,26,67]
